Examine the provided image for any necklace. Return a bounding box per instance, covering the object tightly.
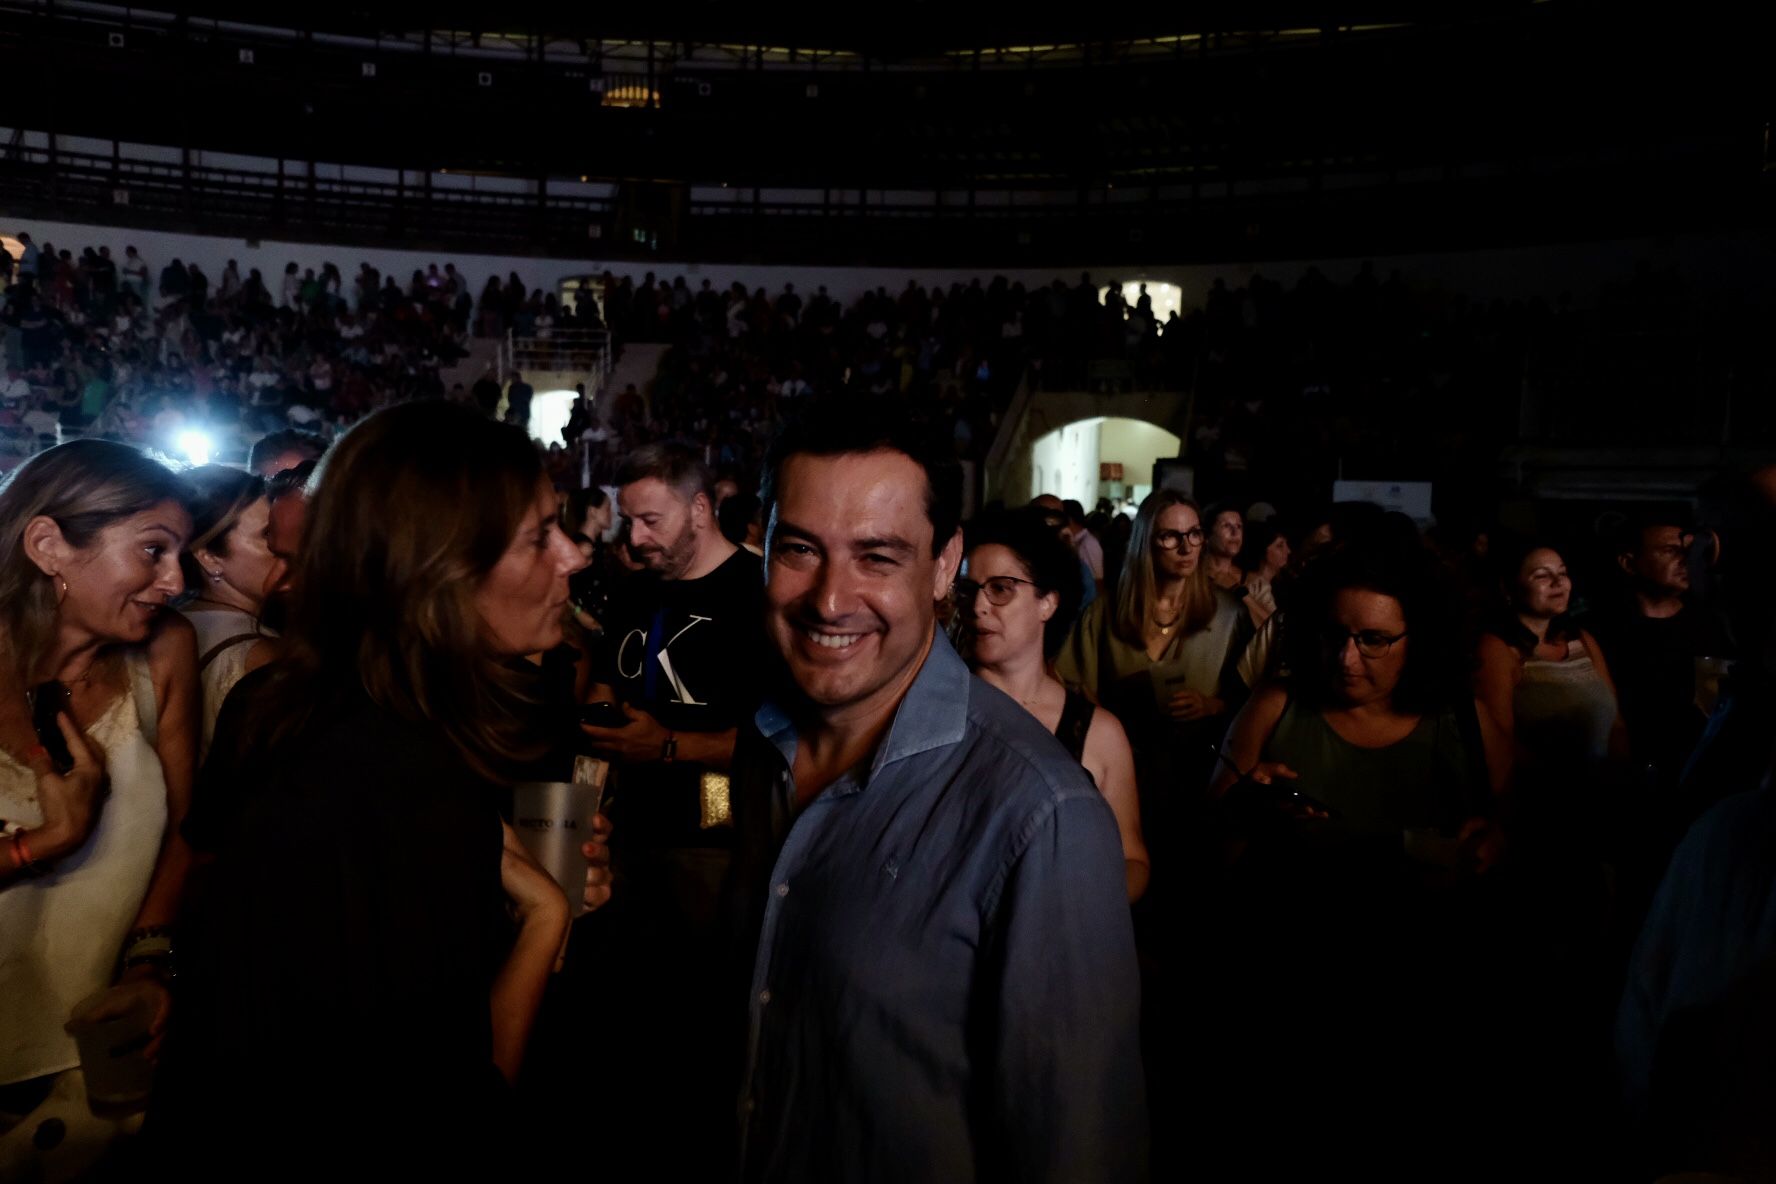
[1150,604,1182,635]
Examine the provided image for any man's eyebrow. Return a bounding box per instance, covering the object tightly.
[772,522,914,553]
[854,536,916,555]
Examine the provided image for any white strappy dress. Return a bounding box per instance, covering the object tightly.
[0,650,166,1087]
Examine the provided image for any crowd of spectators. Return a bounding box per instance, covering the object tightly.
[3,228,1763,522]
[2,224,1773,1179]
[0,231,558,468]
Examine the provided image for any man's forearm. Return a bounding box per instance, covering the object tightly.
[672,728,738,771]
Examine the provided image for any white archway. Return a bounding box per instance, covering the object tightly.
[1026,416,1182,509]
[1099,280,1184,327]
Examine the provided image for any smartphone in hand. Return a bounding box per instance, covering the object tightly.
[29,681,74,774]
[578,701,630,730]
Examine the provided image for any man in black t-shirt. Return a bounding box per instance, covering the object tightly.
[572,440,768,1175]
[1592,514,1729,794]
[1591,512,1732,924]
[584,441,767,857]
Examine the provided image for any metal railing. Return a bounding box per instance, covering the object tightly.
[500,329,612,398]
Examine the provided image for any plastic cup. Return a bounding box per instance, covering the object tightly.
[67,982,158,1117]
[513,777,606,917]
[1694,656,1733,717]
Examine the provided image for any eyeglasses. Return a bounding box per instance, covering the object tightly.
[954,576,1038,606]
[1154,527,1205,551]
[1319,628,1408,659]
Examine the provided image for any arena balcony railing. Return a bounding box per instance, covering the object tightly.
[500,328,613,398]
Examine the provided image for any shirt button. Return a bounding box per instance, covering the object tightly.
[758,988,772,1005]
[774,882,789,898]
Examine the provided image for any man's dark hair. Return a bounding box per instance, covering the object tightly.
[718,492,761,545]
[615,440,714,507]
[1605,505,1694,557]
[250,429,326,475]
[265,458,319,504]
[1060,499,1087,526]
[760,396,961,557]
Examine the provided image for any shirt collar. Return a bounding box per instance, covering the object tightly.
[751,626,972,786]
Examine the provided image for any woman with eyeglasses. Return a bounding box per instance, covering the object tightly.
[956,509,1150,901]
[1056,491,1247,883]
[1057,491,1246,731]
[1200,530,1519,1179]
[1211,530,1508,849]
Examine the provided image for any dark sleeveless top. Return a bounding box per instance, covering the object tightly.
[1054,688,1096,764]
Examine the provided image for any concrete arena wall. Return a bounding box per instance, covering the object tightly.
[2,212,1768,311]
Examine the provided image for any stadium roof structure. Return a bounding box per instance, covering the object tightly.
[0,0,1765,263]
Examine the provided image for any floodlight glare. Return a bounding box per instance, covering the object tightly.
[176,428,213,467]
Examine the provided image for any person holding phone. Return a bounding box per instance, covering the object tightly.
[1202,522,1514,1177]
[153,402,577,1177]
[572,441,770,1179]
[0,441,198,1155]
[1212,523,1509,843]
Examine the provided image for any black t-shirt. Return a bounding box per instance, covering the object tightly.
[1592,603,1730,786]
[594,546,770,846]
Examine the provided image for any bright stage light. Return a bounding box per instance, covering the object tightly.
[529,390,579,448]
[176,429,213,467]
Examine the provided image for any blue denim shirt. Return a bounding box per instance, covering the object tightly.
[730,630,1147,1183]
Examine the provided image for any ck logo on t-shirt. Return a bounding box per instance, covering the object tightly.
[617,615,710,705]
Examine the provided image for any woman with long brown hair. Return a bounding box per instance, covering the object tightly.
[0,441,197,1165]
[176,466,283,761]
[1057,490,1247,882]
[155,401,583,1177]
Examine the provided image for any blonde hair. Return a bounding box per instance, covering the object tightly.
[1112,490,1218,648]
[0,440,186,684]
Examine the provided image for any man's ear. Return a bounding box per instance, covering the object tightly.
[1616,551,1635,577]
[933,528,963,599]
[21,516,71,579]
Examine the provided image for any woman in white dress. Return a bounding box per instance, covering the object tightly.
[176,467,282,760]
[0,440,199,1167]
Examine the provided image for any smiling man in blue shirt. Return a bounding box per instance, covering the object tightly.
[727,398,1147,1182]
